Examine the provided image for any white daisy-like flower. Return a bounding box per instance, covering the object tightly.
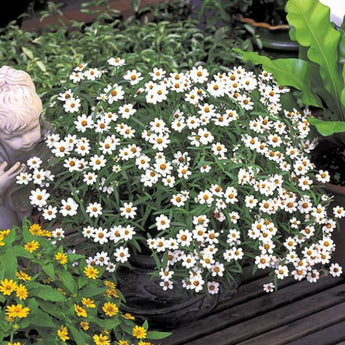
[82,226,95,238]
[190,65,209,84]
[29,188,50,208]
[123,69,143,85]
[329,263,343,277]
[114,246,130,263]
[93,227,109,245]
[119,103,136,119]
[42,205,57,220]
[94,251,110,266]
[16,172,32,185]
[63,97,81,113]
[155,214,171,231]
[89,154,106,171]
[263,282,275,293]
[104,83,125,103]
[83,172,97,185]
[86,202,103,218]
[120,202,137,219]
[107,57,126,67]
[150,67,166,81]
[52,228,65,238]
[60,197,79,217]
[333,206,345,218]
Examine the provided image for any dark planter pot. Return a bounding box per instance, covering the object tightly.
[237,14,299,58]
[116,252,240,330]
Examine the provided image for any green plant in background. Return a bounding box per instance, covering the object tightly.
[0,0,244,113]
[197,0,288,52]
[0,219,170,344]
[235,0,345,140]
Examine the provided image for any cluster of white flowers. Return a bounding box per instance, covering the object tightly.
[19,58,345,294]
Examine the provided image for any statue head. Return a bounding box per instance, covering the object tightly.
[0,66,43,152]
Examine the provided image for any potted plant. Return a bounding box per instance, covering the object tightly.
[16,57,345,328]
[0,219,170,344]
[197,0,298,55]
[234,0,345,267]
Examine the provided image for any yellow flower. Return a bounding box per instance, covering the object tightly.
[55,252,68,265]
[57,287,67,296]
[80,321,89,331]
[118,341,130,345]
[122,313,135,320]
[5,304,30,319]
[84,266,99,279]
[102,302,119,317]
[7,342,21,345]
[16,270,32,281]
[57,325,69,342]
[104,280,116,289]
[0,229,10,245]
[93,334,110,345]
[41,230,52,237]
[0,231,6,246]
[81,297,96,308]
[29,223,42,236]
[15,284,28,300]
[132,325,147,339]
[104,281,118,298]
[74,304,87,317]
[0,279,17,295]
[24,240,39,253]
[139,342,153,345]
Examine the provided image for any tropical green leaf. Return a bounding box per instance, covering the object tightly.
[286,0,344,117]
[233,49,322,107]
[308,117,345,136]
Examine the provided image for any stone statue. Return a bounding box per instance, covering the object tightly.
[0,66,50,229]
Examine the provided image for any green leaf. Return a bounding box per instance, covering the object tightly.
[79,284,107,297]
[29,308,56,328]
[36,60,47,72]
[308,117,345,135]
[13,246,34,259]
[286,0,344,117]
[69,325,88,345]
[3,228,16,245]
[146,330,172,339]
[234,49,322,107]
[89,316,121,329]
[42,263,55,280]
[22,47,34,59]
[56,266,77,294]
[27,282,66,302]
[2,247,17,278]
[39,300,65,319]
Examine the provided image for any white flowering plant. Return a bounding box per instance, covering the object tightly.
[17,57,345,296]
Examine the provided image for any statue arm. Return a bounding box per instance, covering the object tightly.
[0,161,26,207]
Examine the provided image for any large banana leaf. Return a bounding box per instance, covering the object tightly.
[286,0,344,118]
[233,49,322,107]
[308,117,345,136]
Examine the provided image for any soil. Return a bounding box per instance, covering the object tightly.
[311,140,345,186]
